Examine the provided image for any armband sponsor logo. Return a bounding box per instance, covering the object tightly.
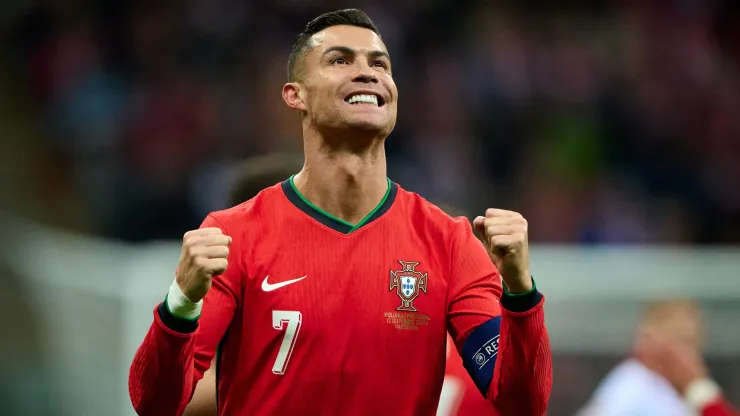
[470,335,499,370]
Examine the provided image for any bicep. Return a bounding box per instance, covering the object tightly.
[446,218,502,348]
[445,218,503,395]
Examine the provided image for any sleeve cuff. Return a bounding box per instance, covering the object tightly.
[157,302,199,334]
[684,378,722,412]
[501,276,542,312]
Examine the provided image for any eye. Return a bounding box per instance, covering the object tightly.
[372,61,389,69]
[331,57,349,65]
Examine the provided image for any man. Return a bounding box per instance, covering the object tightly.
[129,9,551,416]
[578,300,731,416]
[647,322,738,416]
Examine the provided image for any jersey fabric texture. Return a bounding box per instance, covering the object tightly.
[129,179,552,416]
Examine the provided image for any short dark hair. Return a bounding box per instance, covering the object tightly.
[287,9,381,82]
[228,153,304,206]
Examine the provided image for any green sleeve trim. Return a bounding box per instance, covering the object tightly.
[502,276,537,296]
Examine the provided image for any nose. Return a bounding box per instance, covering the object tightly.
[351,61,378,84]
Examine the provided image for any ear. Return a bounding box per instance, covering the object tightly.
[282,82,306,111]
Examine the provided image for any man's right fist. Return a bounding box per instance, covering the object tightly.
[176,227,232,303]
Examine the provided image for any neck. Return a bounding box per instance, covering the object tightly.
[294,130,388,225]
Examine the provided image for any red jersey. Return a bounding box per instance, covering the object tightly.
[129,179,552,416]
[701,400,739,416]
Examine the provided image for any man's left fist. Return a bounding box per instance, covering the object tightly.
[473,209,532,294]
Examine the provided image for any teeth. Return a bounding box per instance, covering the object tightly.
[347,94,379,106]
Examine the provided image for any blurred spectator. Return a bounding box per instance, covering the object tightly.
[647,331,738,416]
[577,300,712,415]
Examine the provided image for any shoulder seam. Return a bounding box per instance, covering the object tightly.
[206,212,229,230]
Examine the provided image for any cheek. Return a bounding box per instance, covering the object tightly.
[386,77,399,99]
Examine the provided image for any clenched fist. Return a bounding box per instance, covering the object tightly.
[473,209,532,294]
[176,227,232,303]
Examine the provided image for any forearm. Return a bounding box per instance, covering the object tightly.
[488,289,552,416]
[128,303,201,416]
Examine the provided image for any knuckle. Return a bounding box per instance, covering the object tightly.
[187,245,201,257]
[218,259,228,270]
[184,237,200,249]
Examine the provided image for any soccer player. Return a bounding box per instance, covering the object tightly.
[129,9,552,416]
[645,320,738,416]
[577,300,736,416]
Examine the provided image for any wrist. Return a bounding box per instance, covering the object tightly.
[166,279,202,320]
[684,378,722,411]
[502,272,533,294]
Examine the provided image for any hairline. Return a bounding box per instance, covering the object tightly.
[290,24,384,82]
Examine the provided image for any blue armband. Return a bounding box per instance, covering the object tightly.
[461,316,502,396]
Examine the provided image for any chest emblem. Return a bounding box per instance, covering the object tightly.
[389,261,428,312]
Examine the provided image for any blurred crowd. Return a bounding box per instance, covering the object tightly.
[3,0,740,243]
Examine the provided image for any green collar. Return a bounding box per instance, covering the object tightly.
[282,175,398,234]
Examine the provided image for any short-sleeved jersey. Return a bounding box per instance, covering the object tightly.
[129,178,551,416]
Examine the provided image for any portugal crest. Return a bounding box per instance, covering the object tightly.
[390,261,428,312]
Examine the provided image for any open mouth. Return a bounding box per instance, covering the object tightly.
[344,93,385,107]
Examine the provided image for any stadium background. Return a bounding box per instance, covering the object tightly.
[1,1,739,415]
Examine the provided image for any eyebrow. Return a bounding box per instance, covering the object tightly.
[322,46,391,61]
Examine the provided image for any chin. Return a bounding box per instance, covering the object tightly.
[342,115,390,133]
[347,120,386,132]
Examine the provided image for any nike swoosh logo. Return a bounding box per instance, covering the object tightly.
[261,275,306,292]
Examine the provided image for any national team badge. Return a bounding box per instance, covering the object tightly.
[389,261,428,312]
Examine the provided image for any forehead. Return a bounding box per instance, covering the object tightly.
[308,25,388,56]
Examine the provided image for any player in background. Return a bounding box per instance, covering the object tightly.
[577,300,733,416]
[130,9,551,416]
[645,320,738,416]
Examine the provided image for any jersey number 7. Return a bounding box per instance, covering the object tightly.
[271,310,302,375]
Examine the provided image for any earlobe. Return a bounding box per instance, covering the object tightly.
[282,83,306,111]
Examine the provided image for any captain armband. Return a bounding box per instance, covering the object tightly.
[461,316,502,396]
